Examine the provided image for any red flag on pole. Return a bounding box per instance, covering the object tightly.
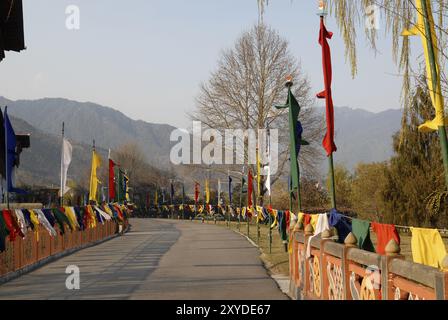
[317,17,337,156]
[248,169,253,208]
[108,159,116,200]
[195,182,200,204]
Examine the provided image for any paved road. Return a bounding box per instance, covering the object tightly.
[0,219,288,300]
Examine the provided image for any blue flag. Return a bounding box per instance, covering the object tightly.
[4,108,26,194]
[228,176,233,204]
[296,121,303,156]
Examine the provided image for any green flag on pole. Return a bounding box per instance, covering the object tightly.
[117,169,125,203]
[275,81,308,191]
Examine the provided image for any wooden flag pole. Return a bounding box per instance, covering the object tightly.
[4,107,9,209]
[328,153,337,209]
[269,194,272,254]
[227,170,231,228]
[420,0,448,191]
[238,172,243,232]
[182,181,185,220]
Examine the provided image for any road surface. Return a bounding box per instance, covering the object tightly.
[0,219,288,300]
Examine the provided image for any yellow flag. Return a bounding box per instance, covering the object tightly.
[402,0,445,132]
[124,174,130,201]
[205,179,210,204]
[270,210,278,229]
[154,190,158,205]
[89,150,102,201]
[410,227,447,269]
[311,214,319,231]
[241,207,247,218]
[256,206,264,222]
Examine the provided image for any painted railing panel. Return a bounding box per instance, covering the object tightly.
[289,228,448,300]
[0,220,120,278]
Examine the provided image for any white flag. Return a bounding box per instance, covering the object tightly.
[60,137,73,196]
[264,135,271,196]
[264,165,271,196]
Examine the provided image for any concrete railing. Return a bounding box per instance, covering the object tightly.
[0,219,125,280]
[289,224,448,300]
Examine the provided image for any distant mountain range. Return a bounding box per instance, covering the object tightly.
[324,106,402,171]
[0,96,175,168]
[9,115,107,188]
[0,96,402,187]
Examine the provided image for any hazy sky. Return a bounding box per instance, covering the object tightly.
[0,0,413,129]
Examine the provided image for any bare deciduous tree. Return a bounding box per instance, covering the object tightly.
[113,143,171,186]
[112,142,173,205]
[191,24,323,202]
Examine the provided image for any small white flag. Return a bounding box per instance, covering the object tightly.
[264,165,271,196]
[264,135,271,196]
[60,137,73,196]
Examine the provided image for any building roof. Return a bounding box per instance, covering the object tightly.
[0,0,25,62]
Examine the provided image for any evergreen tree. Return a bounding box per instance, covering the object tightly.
[382,83,446,227]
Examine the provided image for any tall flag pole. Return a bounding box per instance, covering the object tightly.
[256,135,262,244]
[4,107,8,208]
[239,166,245,232]
[170,180,175,219]
[317,3,337,209]
[60,122,64,207]
[256,143,262,200]
[154,187,159,211]
[402,0,448,190]
[228,171,233,227]
[247,168,254,237]
[0,109,5,203]
[3,107,9,210]
[287,176,291,211]
[275,77,309,213]
[182,181,185,220]
[60,122,72,207]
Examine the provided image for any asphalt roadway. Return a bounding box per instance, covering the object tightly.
[0,219,288,300]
